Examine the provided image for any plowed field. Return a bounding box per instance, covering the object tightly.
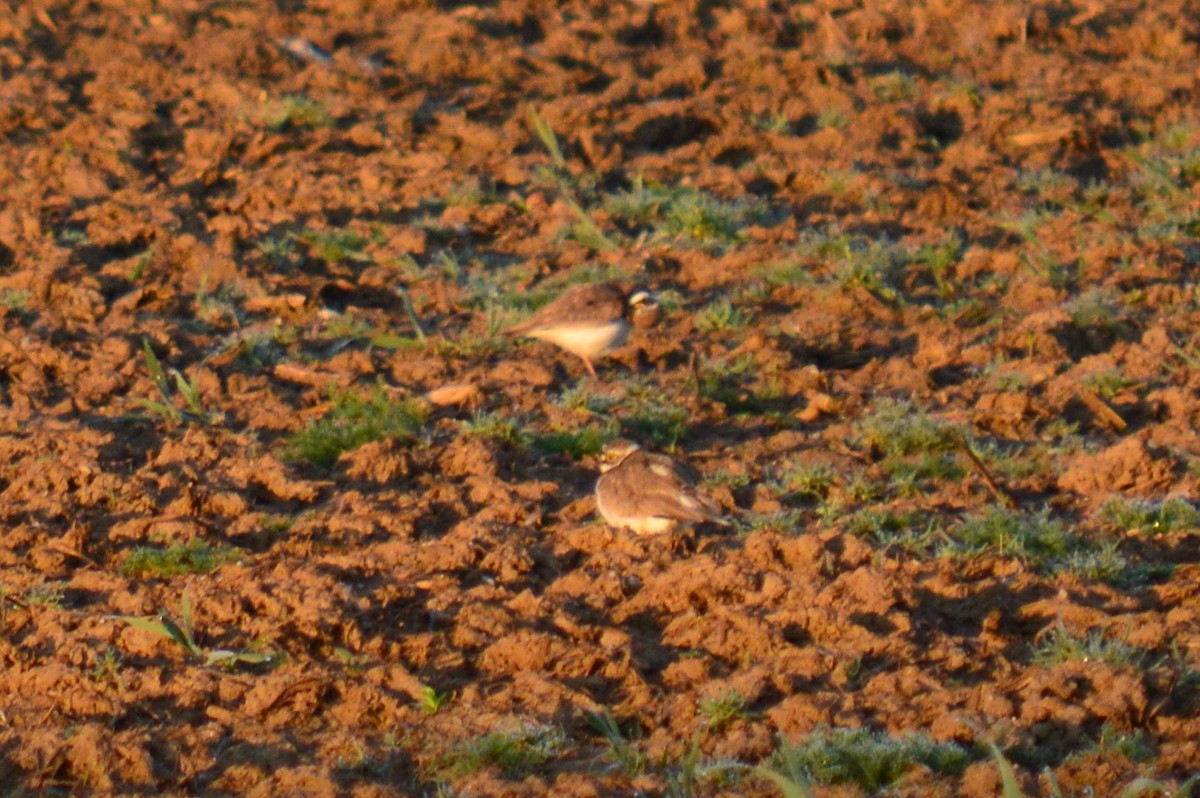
[2,1,1199,795]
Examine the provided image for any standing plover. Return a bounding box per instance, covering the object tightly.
[594,440,729,535]
[507,282,660,378]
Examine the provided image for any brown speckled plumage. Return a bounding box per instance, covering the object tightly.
[507,282,659,378]
[595,440,728,536]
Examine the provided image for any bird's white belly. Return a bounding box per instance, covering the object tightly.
[596,492,676,536]
[529,320,629,358]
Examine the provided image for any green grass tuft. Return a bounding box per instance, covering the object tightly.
[530,426,612,460]
[770,726,969,791]
[858,399,962,456]
[696,298,752,334]
[434,724,565,780]
[1032,623,1147,668]
[619,403,689,451]
[294,229,370,264]
[1098,498,1200,534]
[0,288,32,312]
[121,540,240,578]
[778,462,836,503]
[586,710,647,777]
[604,181,769,248]
[460,411,524,445]
[698,691,747,732]
[944,507,1074,564]
[266,94,331,131]
[284,388,428,467]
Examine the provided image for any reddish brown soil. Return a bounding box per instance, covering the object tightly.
[2,1,1200,796]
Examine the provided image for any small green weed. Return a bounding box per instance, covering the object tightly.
[25,582,65,608]
[136,339,220,425]
[1084,724,1155,763]
[128,246,154,281]
[56,227,91,247]
[295,229,370,264]
[419,684,452,715]
[978,728,1197,798]
[118,587,275,669]
[434,724,565,780]
[604,180,769,248]
[1060,541,1129,583]
[913,233,964,298]
[528,107,566,170]
[1067,286,1124,332]
[732,509,804,537]
[585,709,646,777]
[266,94,331,131]
[1015,167,1077,199]
[460,411,523,445]
[256,235,297,264]
[284,387,428,467]
[0,288,32,312]
[872,70,916,102]
[945,508,1073,563]
[695,298,751,334]
[1098,498,1200,534]
[89,647,125,689]
[555,384,617,414]
[704,468,751,490]
[619,402,689,451]
[436,300,514,359]
[526,108,617,251]
[121,540,239,578]
[444,176,500,207]
[817,106,851,130]
[698,691,747,732]
[754,764,816,798]
[858,399,962,456]
[1032,622,1147,668]
[530,426,612,459]
[753,258,814,289]
[778,462,836,503]
[333,647,370,677]
[769,726,969,791]
[844,508,936,551]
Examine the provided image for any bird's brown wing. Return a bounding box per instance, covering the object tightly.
[507,282,625,334]
[612,452,726,523]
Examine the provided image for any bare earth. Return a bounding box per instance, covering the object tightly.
[2,1,1199,795]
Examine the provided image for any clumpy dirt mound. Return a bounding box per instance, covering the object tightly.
[2,0,1200,795]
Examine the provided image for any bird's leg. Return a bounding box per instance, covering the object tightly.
[581,356,598,379]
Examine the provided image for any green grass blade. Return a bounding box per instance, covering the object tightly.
[394,287,428,345]
[119,614,199,657]
[753,766,816,798]
[528,107,565,169]
[172,370,205,416]
[565,197,617,251]
[1174,776,1200,798]
[141,338,172,401]
[179,587,195,648]
[369,332,423,351]
[978,734,1026,798]
[157,615,201,656]
[1119,775,1200,798]
[133,398,181,422]
[118,615,178,641]
[205,649,275,667]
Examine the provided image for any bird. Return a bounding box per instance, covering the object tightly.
[506,282,660,378]
[594,440,730,536]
